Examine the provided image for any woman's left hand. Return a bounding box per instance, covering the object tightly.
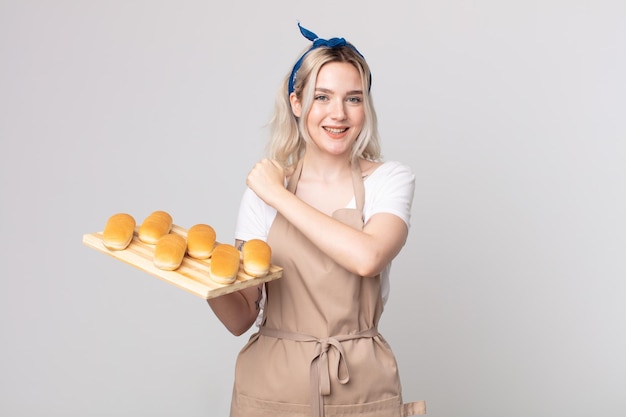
[246,159,286,207]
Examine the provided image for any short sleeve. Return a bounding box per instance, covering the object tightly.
[364,161,416,228]
[234,187,273,242]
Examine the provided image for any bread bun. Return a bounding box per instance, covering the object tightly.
[186,224,216,259]
[153,233,187,270]
[242,239,271,277]
[210,244,240,284]
[138,210,173,244]
[102,213,136,250]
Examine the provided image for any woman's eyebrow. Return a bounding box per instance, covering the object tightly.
[315,87,364,95]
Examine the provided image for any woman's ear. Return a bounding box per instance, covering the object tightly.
[289,93,302,118]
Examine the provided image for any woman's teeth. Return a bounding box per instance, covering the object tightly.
[324,127,348,134]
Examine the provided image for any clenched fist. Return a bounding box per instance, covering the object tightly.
[246,159,286,207]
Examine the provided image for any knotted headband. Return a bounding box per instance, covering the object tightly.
[288,23,370,95]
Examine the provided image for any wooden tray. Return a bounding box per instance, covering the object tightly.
[82,225,282,299]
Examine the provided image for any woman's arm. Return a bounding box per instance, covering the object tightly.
[207,239,263,336]
[269,191,407,277]
[247,159,409,278]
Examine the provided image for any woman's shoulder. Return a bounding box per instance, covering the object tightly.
[360,160,415,225]
[362,159,414,181]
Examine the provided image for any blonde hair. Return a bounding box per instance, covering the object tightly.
[266,45,381,168]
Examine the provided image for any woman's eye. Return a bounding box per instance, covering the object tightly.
[347,96,362,103]
[314,95,329,101]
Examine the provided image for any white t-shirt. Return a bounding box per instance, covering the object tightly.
[235,160,415,317]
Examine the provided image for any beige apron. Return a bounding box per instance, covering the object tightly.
[230,160,426,417]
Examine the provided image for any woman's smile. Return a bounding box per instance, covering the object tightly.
[323,126,350,138]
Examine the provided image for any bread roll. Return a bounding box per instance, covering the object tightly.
[138,210,173,244]
[102,213,136,250]
[242,239,271,277]
[153,233,187,270]
[210,244,240,284]
[186,223,216,259]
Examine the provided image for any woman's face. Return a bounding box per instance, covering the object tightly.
[292,61,365,158]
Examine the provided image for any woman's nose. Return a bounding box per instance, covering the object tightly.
[330,99,347,120]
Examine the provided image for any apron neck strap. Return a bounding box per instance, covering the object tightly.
[350,159,365,213]
[287,159,303,193]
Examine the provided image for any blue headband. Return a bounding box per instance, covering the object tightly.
[288,23,370,95]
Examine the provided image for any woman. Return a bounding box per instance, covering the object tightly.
[208,23,426,417]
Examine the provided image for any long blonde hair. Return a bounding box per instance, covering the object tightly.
[266,45,381,168]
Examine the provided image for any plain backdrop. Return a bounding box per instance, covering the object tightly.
[1,1,625,416]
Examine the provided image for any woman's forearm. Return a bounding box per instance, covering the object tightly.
[207,285,261,336]
[269,188,407,277]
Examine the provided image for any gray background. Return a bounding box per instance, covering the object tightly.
[2,1,625,416]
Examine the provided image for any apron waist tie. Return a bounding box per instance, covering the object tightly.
[259,326,379,417]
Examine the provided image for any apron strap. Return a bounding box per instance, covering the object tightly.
[402,400,427,416]
[287,159,303,193]
[259,326,379,417]
[350,158,365,214]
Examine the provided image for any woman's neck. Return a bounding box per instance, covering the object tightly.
[301,151,354,182]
